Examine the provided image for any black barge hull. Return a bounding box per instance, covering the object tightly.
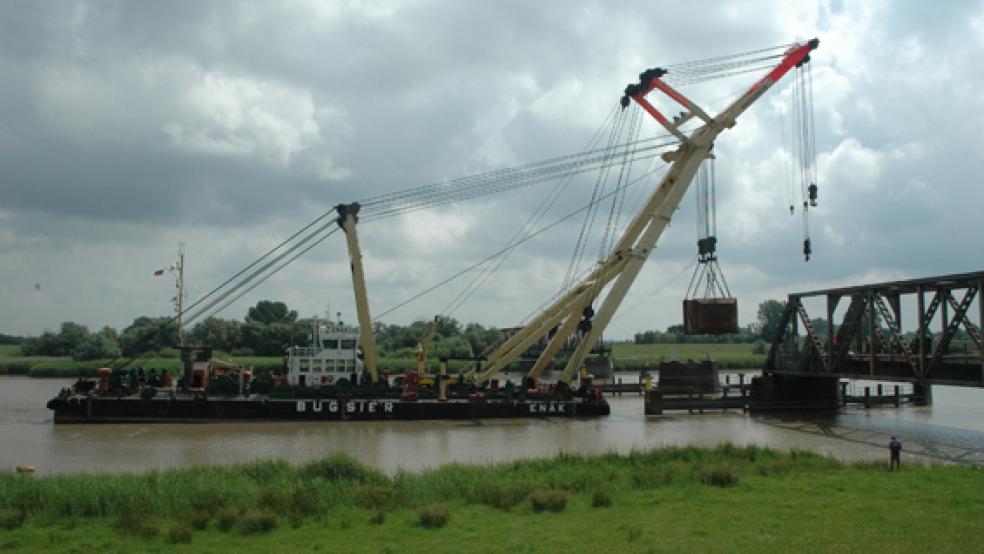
[47,396,610,423]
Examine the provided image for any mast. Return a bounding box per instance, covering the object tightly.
[336,203,380,383]
[176,243,185,348]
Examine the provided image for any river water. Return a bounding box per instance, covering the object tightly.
[2,376,983,475]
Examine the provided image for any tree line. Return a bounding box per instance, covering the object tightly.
[15,298,968,362]
[631,299,965,349]
[17,300,504,361]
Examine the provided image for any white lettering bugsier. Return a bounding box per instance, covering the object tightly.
[296,400,394,414]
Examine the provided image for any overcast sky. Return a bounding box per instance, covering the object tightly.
[2,0,982,339]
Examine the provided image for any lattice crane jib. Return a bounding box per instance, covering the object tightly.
[467,39,821,385]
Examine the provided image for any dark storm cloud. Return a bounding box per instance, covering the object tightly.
[1,0,982,336]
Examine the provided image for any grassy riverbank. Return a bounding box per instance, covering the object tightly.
[610,342,763,369]
[1,342,764,378]
[1,446,981,552]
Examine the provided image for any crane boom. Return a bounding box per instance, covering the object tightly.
[468,39,819,385]
[337,203,380,383]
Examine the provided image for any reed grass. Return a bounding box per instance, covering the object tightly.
[0,445,838,524]
[2,447,983,552]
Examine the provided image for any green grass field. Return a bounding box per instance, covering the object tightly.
[611,342,764,369]
[0,345,22,357]
[0,447,981,553]
[12,339,978,377]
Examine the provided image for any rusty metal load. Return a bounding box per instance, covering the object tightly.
[683,297,738,335]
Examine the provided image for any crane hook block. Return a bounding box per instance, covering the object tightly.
[808,183,818,207]
[336,202,361,229]
[803,239,812,262]
[697,236,717,257]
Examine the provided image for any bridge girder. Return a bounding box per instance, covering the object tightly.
[765,271,984,387]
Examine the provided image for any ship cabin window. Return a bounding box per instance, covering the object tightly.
[299,359,310,373]
[312,362,323,373]
[342,359,355,371]
[340,340,356,350]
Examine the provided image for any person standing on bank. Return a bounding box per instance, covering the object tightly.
[889,436,902,470]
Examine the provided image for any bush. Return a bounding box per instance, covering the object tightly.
[239,510,278,535]
[167,522,194,544]
[529,490,569,513]
[258,488,288,512]
[353,484,394,510]
[189,489,228,513]
[695,464,740,487]
[299,454,386,483]
[288,485,321,516]
[215,507,242,532]
[416,504,450,529]
[115,514,159,538]
[0,510,25,530]
[475,483,527,511]
[591,490,612,508]
[184,510,210,531]
[288,513,304,529]
[631,465,680,489]
[369,511,386,525]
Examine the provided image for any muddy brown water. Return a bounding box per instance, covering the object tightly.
[2,376,983,475]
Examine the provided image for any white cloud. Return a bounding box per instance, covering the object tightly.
[819,137,881,192]
[398,208,477,253]
[164,70,323,166]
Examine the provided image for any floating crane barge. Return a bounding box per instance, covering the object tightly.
[49,39,819,423]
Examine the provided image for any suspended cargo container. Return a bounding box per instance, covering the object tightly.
[683,298,738,335]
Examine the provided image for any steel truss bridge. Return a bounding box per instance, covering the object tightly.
[765,271,984,387]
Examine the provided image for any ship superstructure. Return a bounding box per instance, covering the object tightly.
[285,319,362,387]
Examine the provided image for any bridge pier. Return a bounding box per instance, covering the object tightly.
[912,381,933,406]
[750,374,839,411]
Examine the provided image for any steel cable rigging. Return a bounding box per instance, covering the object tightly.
[791,61,818,261]
[561,106,629,291]
[374,162,669,322]
[439,105,624,319]
[113,42,814,368]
